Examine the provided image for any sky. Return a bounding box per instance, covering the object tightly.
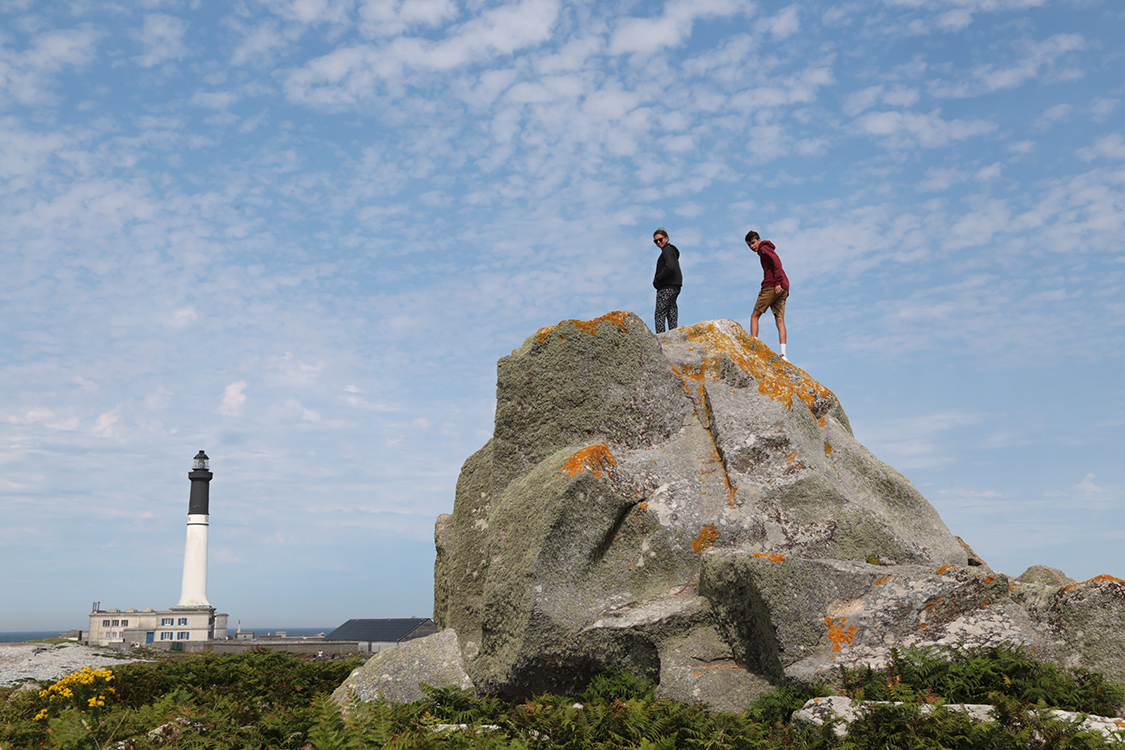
[1,0,1122,631]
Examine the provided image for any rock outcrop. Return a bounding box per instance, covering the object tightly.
[340,312,1125,711]
[333,629,472,704]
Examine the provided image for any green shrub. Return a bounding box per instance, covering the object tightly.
[745,683,833,725]
[579,667,657,704]
[4,646,1124,749]
[841,644,1125,715]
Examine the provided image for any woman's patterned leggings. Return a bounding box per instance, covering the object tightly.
[654,287,680,333]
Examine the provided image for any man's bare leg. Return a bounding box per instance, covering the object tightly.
[750,309,762,338]
[776,315,787,360]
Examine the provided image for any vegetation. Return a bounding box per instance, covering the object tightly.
[1,646,1123,749]
[839,644,1125,716]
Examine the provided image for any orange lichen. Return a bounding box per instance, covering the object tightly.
[1063,574,1125,593]
[561,442,617,478]
[875,575,892,586]
[536,311,633,344]
[984,576,994,583]
[637,502,648,510]
[691,524,721,553]
[786,451,798,462]
[824,617,858,653]
[672,322,838,421]
[753,552,786,564]
[924,597,943,610]
[937,565,955,576]
[824,442,833,456]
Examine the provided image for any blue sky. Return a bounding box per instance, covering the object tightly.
[2,0,1122,631]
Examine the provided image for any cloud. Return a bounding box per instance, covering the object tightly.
[974,162,1002,182]
[608,0,750,55]
[857,411,983,470]
[1035,102,1071,130]
[931,33,1085,98]
[284,0,560,104]
[133,14,189,68]
[219,381,248,416]
[191,91,240,110]
[1091,98,1120,124]
[93,406,121,437]
[229,21,293,67]
[0,27,101,105]
[758,5,800,40]
[1078,134,1125,162]
[917,167,967,192]
[271,353,326,385]
[358,0,459,37]
[73,376,99,393]
[169,307,198,327]
[260,0,353,25]
[1076,473,1104,494]
[855,108,997,149]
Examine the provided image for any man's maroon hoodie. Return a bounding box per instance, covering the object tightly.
[756,241,789,291]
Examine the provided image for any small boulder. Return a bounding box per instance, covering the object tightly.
[332,629,473,705]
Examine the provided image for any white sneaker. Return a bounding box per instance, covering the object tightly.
[780,354,789,362]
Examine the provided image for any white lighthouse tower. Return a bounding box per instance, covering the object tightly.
[176,450,212,608]
[87,451,228,646]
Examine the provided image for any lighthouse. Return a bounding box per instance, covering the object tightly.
[87,450,228,646]
[176,450,212,608]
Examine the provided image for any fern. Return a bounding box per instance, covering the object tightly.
[307,694,349,750]
[344,692,395,749]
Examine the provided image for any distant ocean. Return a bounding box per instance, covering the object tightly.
[0,631,62,643]
[236,627,331,638]
[1,628,331,643]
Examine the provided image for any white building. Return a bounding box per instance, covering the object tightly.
[88,605,228,647]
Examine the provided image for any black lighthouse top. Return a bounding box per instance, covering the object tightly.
[187,450,213,515]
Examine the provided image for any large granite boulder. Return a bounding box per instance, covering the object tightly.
[431,313,970,702]
[347,312,1125,711]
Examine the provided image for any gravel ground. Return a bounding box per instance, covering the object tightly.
[0,642,148,688]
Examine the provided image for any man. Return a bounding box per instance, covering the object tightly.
[746,230,789,361]
[652,227,682,333]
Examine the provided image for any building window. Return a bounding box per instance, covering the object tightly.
[111,619,119,626]
[160,632,172,640]
[161,618,173,626]
[177,617,188,626]
[177,632,189,640]
[121,619,128,626]
[102,620,111,627]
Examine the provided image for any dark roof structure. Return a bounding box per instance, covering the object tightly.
[324,618,438,643]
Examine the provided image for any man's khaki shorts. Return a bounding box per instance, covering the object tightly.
[754,287,788,317]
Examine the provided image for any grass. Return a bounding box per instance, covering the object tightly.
[1,645,1122,749]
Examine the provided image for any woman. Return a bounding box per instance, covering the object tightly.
[651,227,682,333]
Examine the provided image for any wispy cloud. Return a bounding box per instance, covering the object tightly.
[219,381,248,417]
[132,14,189,68]
[930,33,1085,98]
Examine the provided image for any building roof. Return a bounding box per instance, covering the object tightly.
[324,618,437,642]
